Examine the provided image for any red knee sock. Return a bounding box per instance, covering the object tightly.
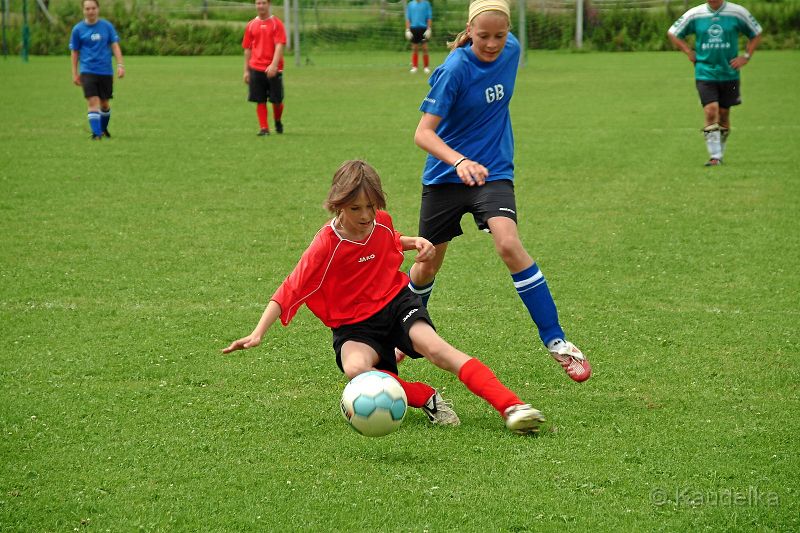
[423,54,429,68]
[272,102,283,122]
[256,103,268,130]
[458,358,523,415]
[378,370,434,408]
[412,52,419,68]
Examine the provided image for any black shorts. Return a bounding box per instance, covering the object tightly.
[696,79,741,109]
[410,27,427,44]
[332,287,434,375]
[248,69,284,104]
[80,73,113,100]
[418,179,518,245]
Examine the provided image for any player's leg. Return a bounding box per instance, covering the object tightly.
[422,41,430,73]
[248,69,269,135]
[717,80,740,159]
[719,107,731,157]
[268,73,284,134]
[98,75,113,137]
[410,42,419,73]
[697,81,723,165]
[477,182,590,381]
[407,320,544,434]
[408,242,448,306]
[82,75,103,139]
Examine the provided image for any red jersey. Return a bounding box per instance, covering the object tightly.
[242,16,287,71]
[271,210,409,328]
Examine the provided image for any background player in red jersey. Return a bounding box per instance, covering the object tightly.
[242,0,287,136]
[222,160,546,434]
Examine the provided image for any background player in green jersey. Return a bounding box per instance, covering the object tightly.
[668,0,762,166]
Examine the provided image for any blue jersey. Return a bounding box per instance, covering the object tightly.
[406,0,432,29]
[70,19,119,76]
[419,33,520,186]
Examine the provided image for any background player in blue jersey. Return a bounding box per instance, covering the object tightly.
[405,0,592,383]
[668,0,762,166]
[405,0,433,74]
[70,0,125,140]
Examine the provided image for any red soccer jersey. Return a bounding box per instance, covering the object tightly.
[271,210,409,328]
[242,16,287,71]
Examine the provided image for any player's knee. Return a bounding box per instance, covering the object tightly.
[494,234,524,263]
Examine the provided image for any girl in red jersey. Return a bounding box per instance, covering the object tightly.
[223,160,545,434]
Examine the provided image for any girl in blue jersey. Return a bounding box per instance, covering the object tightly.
[70,0,125,140]
[407,0,592,382]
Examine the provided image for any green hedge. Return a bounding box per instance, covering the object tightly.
[4,1,799,55]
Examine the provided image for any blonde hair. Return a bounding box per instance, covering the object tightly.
[323,160,387,214]
[447,0,511,51]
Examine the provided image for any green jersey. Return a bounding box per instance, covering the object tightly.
[669,1,761,81]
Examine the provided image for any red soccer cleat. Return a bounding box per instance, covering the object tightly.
[549,340,592,382]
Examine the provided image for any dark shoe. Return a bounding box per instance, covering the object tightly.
[257,128,270,136]
[275,121,283,134]
[704,158,722,166]
[90,134,103,141]
[102,129,111,138]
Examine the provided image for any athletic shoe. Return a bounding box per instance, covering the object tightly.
[423,67,431,74]
[504,404,545,435]
[394,347,407,364]
[275,121,283,134]
[549,339,592,382]
[102,129,111,138]
[90,134,102,141]
[422,391,460,426]
[704,158,722,166]
[257,128,270,136]
[409,67,418,74]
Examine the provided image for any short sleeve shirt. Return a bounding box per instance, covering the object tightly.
[243,16,287,71]
[69,19,119,76]
[419,33,520,186]
[669,1,762,81]
[406,0,432,29]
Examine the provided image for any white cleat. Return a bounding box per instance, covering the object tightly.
[422,391,460,426]
[504,404,545,435]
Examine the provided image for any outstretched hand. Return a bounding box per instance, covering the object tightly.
[222,333,262,354]
[413,237,435,263]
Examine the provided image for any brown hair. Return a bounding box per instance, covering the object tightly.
[83,0,99,7]
[323,160,387,214]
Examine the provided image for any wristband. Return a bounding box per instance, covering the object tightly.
[743,52,751,60]
[453,156,467,169]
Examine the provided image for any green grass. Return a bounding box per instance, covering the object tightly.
[1,51,799,531]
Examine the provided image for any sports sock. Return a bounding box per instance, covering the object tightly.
[720,127,730,157]
[408,274,435,307]
[511,263,565,347]
[703,123,723,160]
[412,52,418,68]
[87,111,102,136]
[458,358,522,415]
[272,102,283,123]
[256,103,268,130]
[100,108,111,133]
[378,370,435,408]
[423,54,429,68]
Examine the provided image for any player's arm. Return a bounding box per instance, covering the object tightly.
[667,32,695,64]
[414,112,489,187]
[400,235,435,263]
[71,50,81,85]
[730,32,762,69]
[266,43,284,78]
[111,42,125,78]
[243,48,252,83]
[222,300,282,353]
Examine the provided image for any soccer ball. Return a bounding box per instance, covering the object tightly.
[340,371,407,437]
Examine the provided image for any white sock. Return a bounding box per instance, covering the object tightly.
[703,124,723,160]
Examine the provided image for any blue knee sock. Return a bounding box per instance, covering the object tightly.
[511,263,564,346]
[408,275,435,307]
[88,111,102,136]
[100,108,111,133]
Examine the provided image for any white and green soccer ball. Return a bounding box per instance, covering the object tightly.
[340,371,407,437]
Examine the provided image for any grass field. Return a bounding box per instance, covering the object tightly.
[1,50,799,531]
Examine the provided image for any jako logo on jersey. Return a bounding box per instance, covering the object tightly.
[91,33,102,41]
[424,97,436,105]
[499,207,516,214]
[402,308,419,323]
[485,84,505,103]
[358,254,376,263]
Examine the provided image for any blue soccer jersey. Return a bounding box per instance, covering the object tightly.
[419,33,520,186]
[69,19,119,76]
[406,0,432,29]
